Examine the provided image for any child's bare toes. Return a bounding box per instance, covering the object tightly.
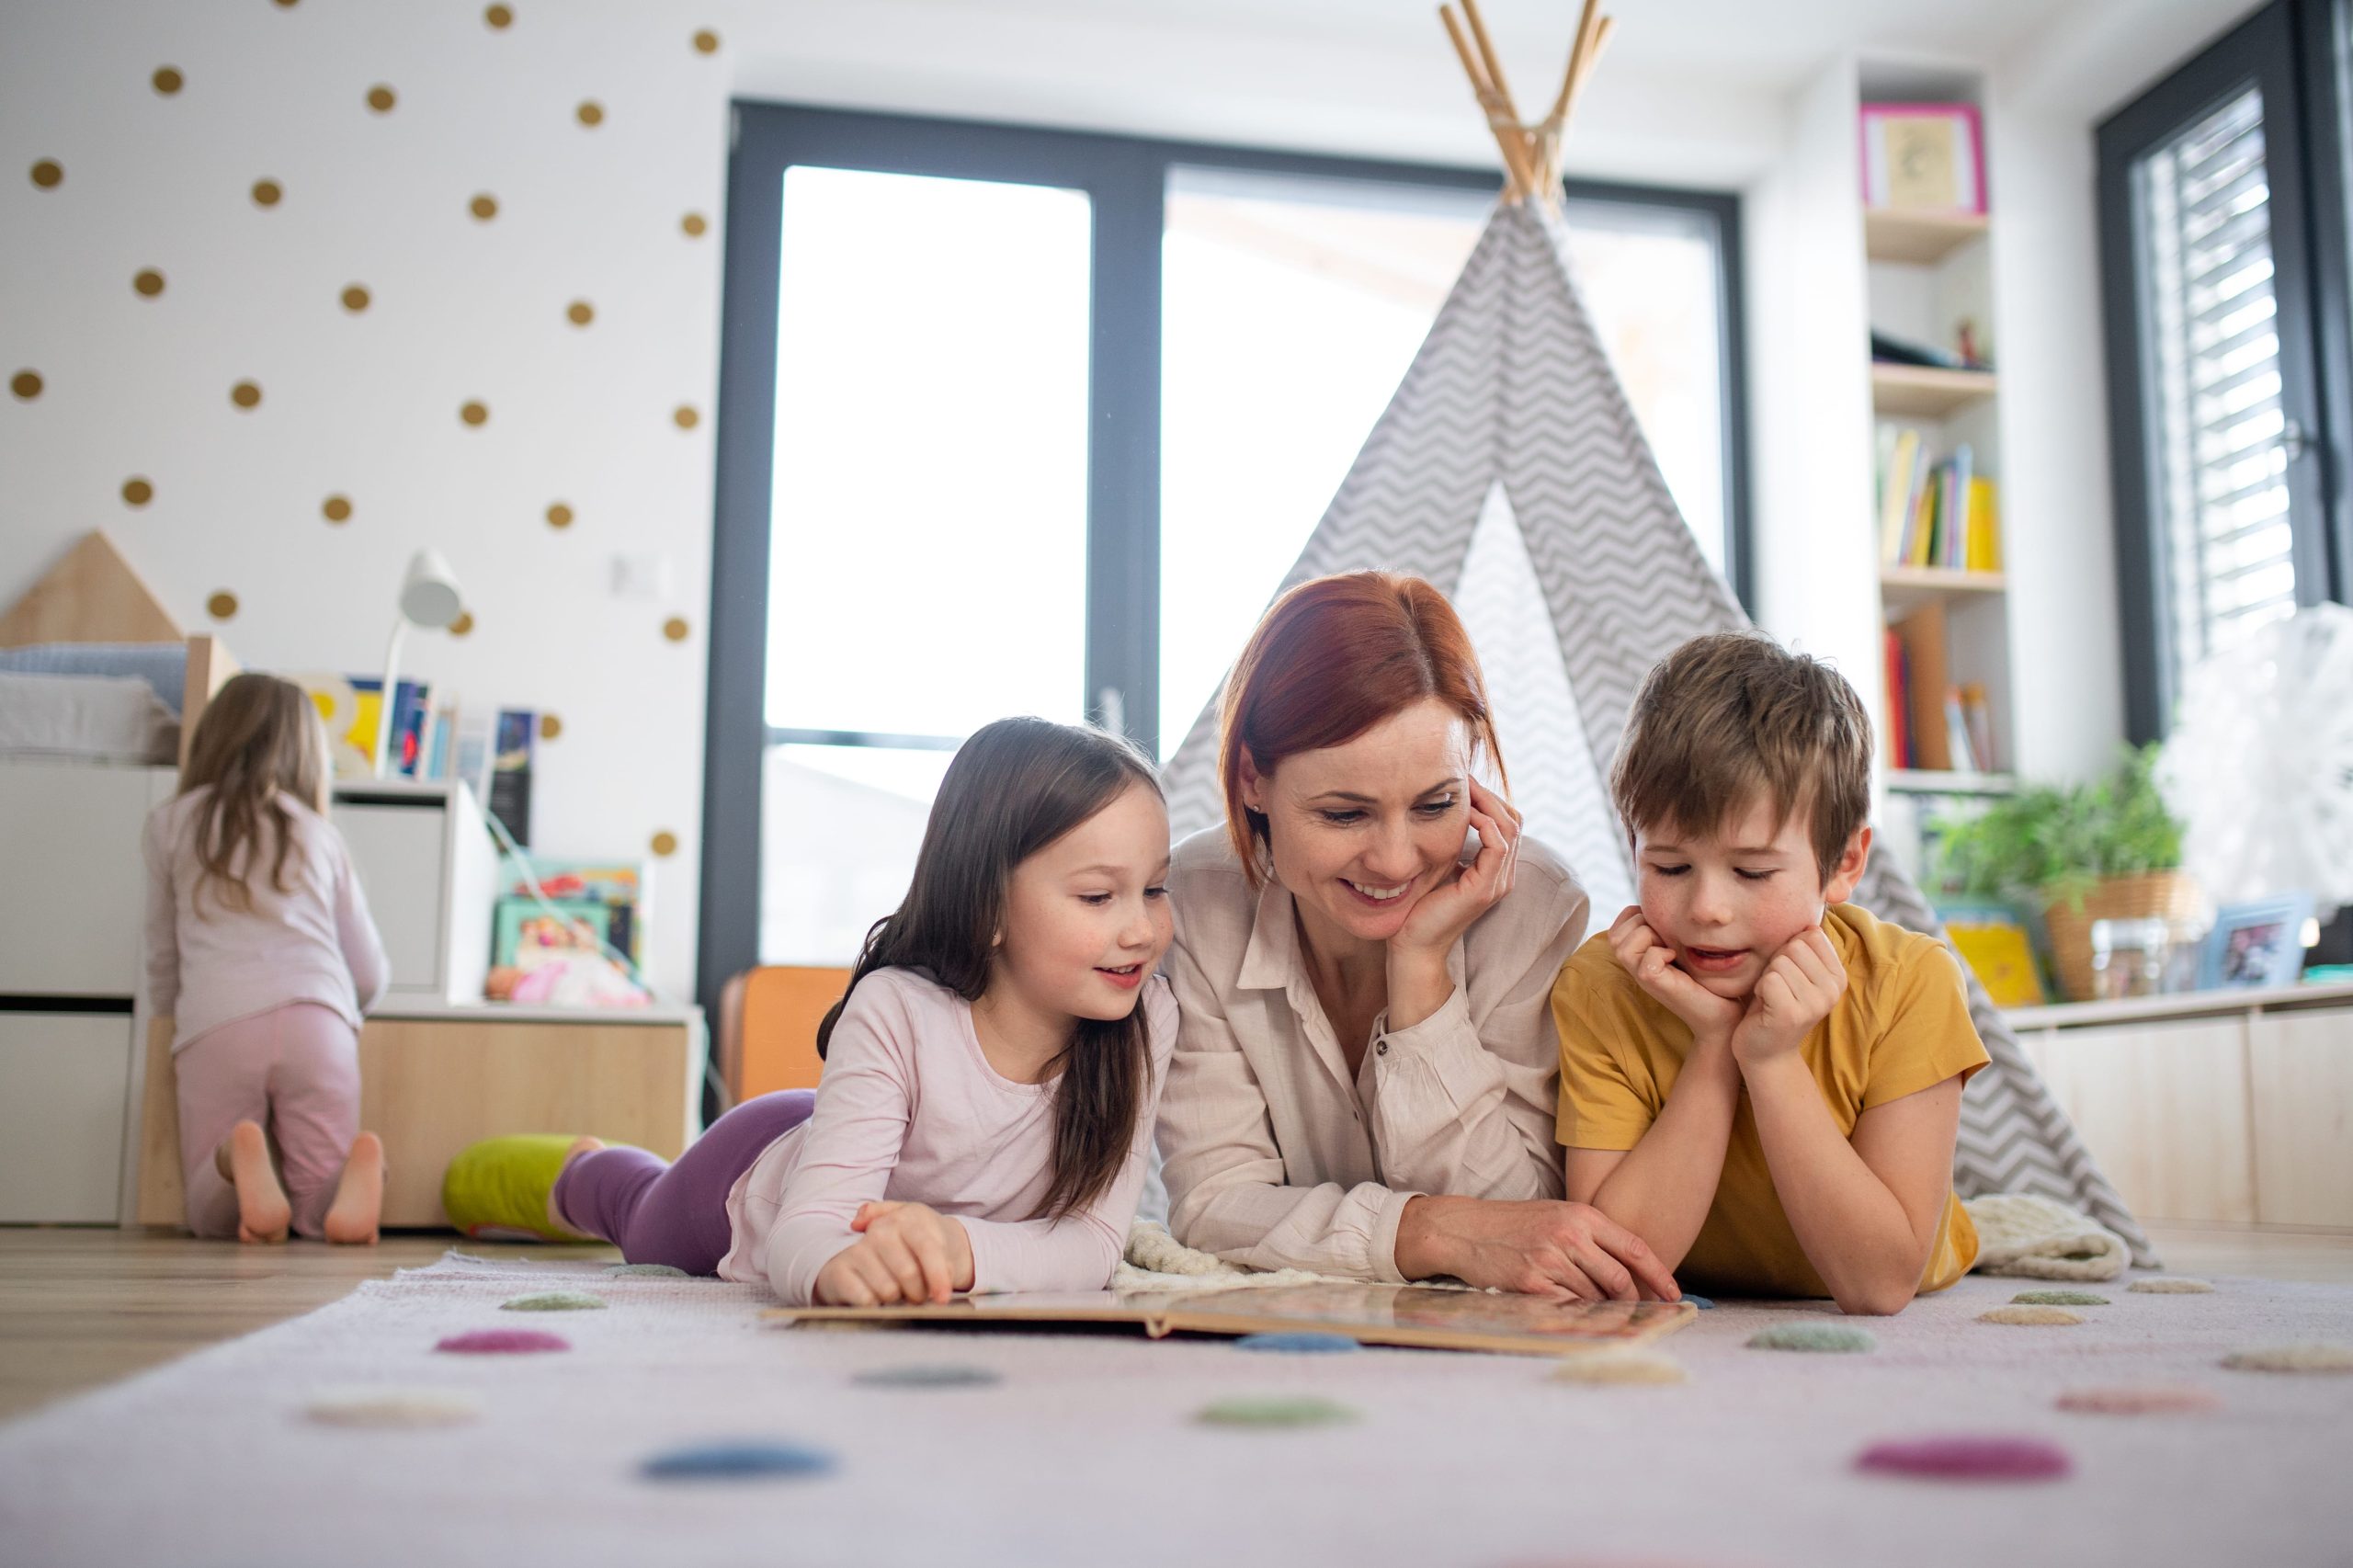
[225,1120,290,1244]
[323,1131,384,1245]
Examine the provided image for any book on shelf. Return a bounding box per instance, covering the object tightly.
[1875,424,2002,574]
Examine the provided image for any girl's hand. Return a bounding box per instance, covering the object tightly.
[1393,778,1523,960]
[812,1200,975,1306]
[1730,926,1846,1070]
[1608,904,1743,1049]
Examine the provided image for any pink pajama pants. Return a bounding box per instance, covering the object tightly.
[176,1003,361,1240]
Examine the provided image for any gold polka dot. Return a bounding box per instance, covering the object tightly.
[206,591,238,619]
[122,477,153,506]
[538,713,563,741]
[366,84,395,113]
[322,494,352,523]
[273,0,299,8]
[672,404,699,430]
[460,401,489,426]
[662,616,690,642]
[29,160,62,189]
[650,830,679,858]
[449,610,475,637]
[231,381,262,409]
[252,178,282,207]
[680,211,707,237]
[153,66,183,95]
[470,192,498,221]
[692,28,720,53]
[133,268,165,297]
[484,3,513,28]
[341,284,369,312]
[546,502,574,528]
[566,300,594,326]
[576,99,604,127]
[9,370,40,400]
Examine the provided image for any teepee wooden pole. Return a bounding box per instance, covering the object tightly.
[1439,4,1540,201]
[1568,14,1617,117]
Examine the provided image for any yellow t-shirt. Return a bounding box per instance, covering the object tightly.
[1552,902,1990,1299]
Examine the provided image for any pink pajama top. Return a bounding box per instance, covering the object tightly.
[142,788,390,1051]
[722,965,1178,1306]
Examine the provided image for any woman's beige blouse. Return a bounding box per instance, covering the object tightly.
[1158,826,1590,1281]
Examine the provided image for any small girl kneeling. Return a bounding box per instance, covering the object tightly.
[551,717,1176,1306]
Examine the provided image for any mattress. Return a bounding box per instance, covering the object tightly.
[0,670,179,763]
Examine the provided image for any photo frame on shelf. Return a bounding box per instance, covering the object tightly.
[1859,102,1985,214]
[2198,894,2314,990]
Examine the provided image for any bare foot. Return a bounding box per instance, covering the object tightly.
[323,1131,385,1245]
[548,1136,606,1237]
[219,1120,290,1244]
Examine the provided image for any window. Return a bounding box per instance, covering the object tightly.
[2099,0,2347,742]
[702,107,1749,983]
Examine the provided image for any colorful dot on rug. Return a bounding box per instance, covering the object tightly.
[501,1290,608,1312]
[1747,1323,1875,1353]
[2056,1385,2222,1415]
[305,1387,482,1427]
[436,1328,569,1354]
[641,1440,837,1481]
[2130,1278,2215,1294]
[1197,1395,1359,1428]
[1232,1332,1362,1355]
[1979,1305,2083,1326]
[1550,1351,1687,1386]
[606,1263,688,1278]
[851,1364,1003,1388]
[1681,1294,1715,1310]
[2013,1290,2109,1307]
[1856,1435,2073,1483]
[2221,1342,2353,1374]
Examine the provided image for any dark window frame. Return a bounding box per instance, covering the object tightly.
[2097,0,2353,744]
[699,101,1754,1016]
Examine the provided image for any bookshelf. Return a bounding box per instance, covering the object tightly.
[1862,76,2016,846]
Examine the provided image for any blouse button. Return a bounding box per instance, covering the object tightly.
[1375,1041,1389,1056]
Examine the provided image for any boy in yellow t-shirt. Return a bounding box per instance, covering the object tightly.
[1553,631,1988,1313]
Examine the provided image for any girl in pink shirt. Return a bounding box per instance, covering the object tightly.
[550,717,1177,1306]
[143,674,391,1245]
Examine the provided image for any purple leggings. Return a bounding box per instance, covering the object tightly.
[552,1090,817,1275]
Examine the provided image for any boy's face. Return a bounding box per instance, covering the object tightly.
[1632,792,1870,1003]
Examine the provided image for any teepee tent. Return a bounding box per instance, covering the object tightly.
[1159,0,2155,1266]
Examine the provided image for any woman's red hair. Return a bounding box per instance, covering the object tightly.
[1218,571,1507,885]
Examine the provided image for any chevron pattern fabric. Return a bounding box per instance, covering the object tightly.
[1157,202,2154,1267]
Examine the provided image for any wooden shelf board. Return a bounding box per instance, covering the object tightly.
[1887,768,2015,795]
[1871,362,1997,419]
[1864,207,1990,266]
[1881,566,2007,608]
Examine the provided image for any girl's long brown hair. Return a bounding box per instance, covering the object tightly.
[815,717,1162,1221]
[176,673,332,915]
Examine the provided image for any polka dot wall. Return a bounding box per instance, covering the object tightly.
[0,1,739,998]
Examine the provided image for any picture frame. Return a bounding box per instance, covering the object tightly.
[2198,894,2314,990]
[1859,102,1986,214]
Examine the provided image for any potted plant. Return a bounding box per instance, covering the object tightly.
[1930,745,2200,1001]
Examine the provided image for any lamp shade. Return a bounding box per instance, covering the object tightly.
[398,548,464,629]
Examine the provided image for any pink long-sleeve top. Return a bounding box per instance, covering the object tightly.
[142,788,390,1051]
[722,965,1178,1307]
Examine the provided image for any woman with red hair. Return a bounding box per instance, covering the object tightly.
[1160,571,1677,1301]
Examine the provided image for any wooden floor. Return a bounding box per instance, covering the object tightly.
[2,1221,2348,1423]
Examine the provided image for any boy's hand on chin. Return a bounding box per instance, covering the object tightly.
[1608,905,1742,1047]
[1730,926,1846,1069]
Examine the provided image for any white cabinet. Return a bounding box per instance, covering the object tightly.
[330,781,496,1006]
[0,1010,133,1221]
[2247,1013,2353,1229]
[0,761,176,995]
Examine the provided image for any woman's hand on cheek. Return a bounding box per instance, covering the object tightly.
[1608,905,1742,1049]
[1393,778,1522,960]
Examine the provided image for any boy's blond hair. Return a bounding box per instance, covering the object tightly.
[1609,631,1872,886]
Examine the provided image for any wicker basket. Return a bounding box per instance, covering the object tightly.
[2040,870,2205,1003]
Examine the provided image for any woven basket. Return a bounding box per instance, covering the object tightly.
[2040,870,2205,1003]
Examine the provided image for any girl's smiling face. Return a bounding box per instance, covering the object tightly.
[1241,697,1474,950]
[994,780,1174,1024]
[1634,792,1869,1001]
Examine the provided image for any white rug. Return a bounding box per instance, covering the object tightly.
[2,1251,2348,1567]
